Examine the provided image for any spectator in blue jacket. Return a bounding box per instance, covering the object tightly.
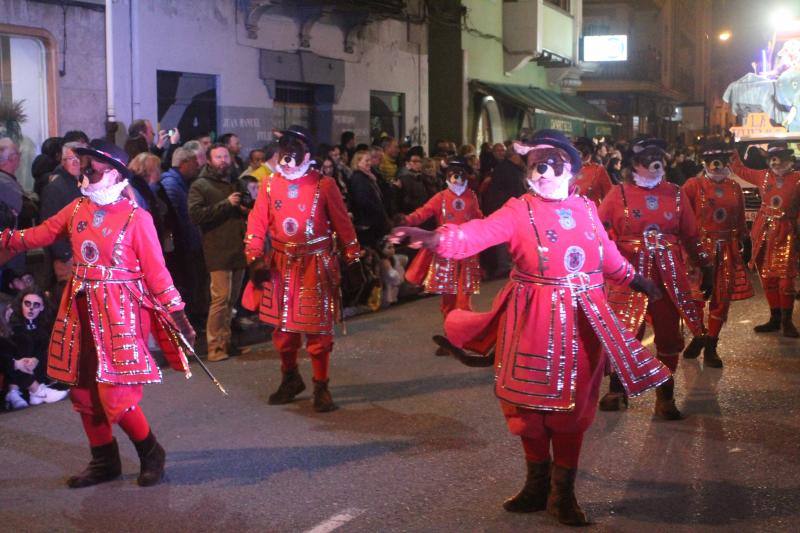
[158,147,207,326]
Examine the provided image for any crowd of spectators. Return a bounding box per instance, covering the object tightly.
[0,119,732,409]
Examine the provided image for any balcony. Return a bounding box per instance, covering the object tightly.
[503,0,575,74]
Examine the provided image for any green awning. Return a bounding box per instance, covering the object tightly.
[472,80,619,137]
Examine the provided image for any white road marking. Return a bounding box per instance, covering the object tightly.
[304,508,367,533]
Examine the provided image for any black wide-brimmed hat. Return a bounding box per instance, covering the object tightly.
[517,129,582,172]
[699,139,733,160]
[767,141,794,159]
[629,136,667,156]
[278,125,314,152]
[444,155,472,173]
[74,139,132,179]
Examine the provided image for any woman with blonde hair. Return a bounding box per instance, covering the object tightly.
[349,150,392,248]
[128,152,167,239]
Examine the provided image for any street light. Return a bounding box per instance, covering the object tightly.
[769,7,797,32]
[718,30,732,42]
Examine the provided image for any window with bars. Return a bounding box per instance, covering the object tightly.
[273,81,316,136]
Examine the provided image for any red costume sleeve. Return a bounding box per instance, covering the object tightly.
[131,209,184,311]
[730,150,765,186]
[596,165,613,200]
[472,190,485,219]
[435,198,517,259]
[679,187,709,266]
[0,198,76,255]
[597,184,622,238]
[322,178,361,263]
[244,177,271,264]
[405,191,442,226]
[735,183,748,238]
[588,201,635,285]
[681,177,700,216]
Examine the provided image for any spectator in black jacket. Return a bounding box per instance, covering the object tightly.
[349,150,392,249]
[397,152,432,215]
[31,137,63,197]
[40,141,87,297]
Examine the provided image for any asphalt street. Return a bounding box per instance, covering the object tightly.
[1,276,799,532]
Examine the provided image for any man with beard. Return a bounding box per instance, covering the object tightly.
[391,130,668,526]
[400,156,483,355]
[0,139,196,487]
[188,143,248,362]
[241,126,361,412]
[681,141,753,366]
[598,137,712,419]
[730,141,800,337]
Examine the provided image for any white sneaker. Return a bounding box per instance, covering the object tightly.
[5,389,29,410]
[28,384,69,405]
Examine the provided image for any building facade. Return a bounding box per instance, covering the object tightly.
[0,0,428,191]
[579,0,712,142]
[429,0,617,147]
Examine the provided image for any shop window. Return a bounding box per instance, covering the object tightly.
[0,30,55,191]
[370,91,405,142]
[274,81,315,136]
[157,71,217,142]
[544,0,570,12]
[475,96,504,146]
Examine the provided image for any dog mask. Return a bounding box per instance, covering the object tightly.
[278,135,312,180]
[513,143,573,200]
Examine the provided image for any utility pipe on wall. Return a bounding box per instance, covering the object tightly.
[105,0,116,124]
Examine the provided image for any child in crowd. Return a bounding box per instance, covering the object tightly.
[4,286,68,409]
[379,238,409,308]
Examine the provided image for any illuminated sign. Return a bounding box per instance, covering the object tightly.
[729,112,787,140]
[582,35,628,62]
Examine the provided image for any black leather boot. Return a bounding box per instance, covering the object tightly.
[654,378,683,420]
[598,373,628,411]
[268,367,306,405]
[133,430,166,487]
[682,335,706,359]
[312,379,337,412]
[782,308,799,338]
[503,459,551,513]
[704,336,723,368]
[754,308,781,333]
[67,439,122,488]
[547,464,589,526]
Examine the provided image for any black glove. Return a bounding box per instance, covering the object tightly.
[389,226,440,250]
[630,274,662,301]
[700,265,714,300]
[248,257,271,284]
[170,310,196,348]
[741,237,752,266]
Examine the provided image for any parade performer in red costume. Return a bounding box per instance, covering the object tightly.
[573,137,613,205]
[242,126,361,412]
[401,156,482,355]
[681,142,753,367]
[0,139,196,488]
[730,141,800,337]
[391,130,669,527]
[598,137,712,419]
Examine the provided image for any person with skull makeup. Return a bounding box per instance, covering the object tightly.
[400,156,483,354]
[681,142,753,367]
[242,125,361,413]
[730,141,800,337]
[0,139,197,488]
[598,137,712,419]
[573,137,613,205]
[4,286,69,409]
[390,130,669,527]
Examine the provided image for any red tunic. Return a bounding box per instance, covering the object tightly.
[682,175,753,303]
[599,181,708,338]
[0,197,191,385]
[730,152,800,278]
[574,162,613,205]
[242,170,361,335]
[435,193,670,411]
[404,189,482,295]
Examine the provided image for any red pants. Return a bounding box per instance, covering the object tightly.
[637,285,684,359]
[71,295,149,447]
[440,293,472,318]
[697,298,730,338]
[762,276,795,309]
[501,313,604,469]
[272,329,332,381]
